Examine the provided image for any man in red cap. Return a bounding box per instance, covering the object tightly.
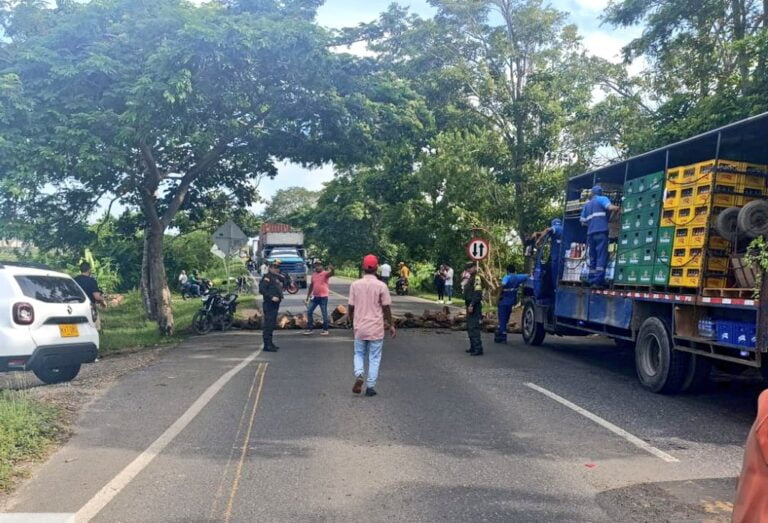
[348,254,396,397]
[733,389,768,522]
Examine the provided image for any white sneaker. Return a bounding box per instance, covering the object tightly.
[438,299,444,304]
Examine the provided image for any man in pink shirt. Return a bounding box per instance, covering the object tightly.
[733,389,768,522]
[304,261,335,336]
[348,254,396,397]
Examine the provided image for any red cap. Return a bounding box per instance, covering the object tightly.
[362,254,379,271]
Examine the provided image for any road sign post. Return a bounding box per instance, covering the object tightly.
[212,220,248,290]
[467,238,490,261]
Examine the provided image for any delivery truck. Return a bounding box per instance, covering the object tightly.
[523,112,768,394]
[256,223,308,288]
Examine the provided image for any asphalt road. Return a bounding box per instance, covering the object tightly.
[3,279,764,522]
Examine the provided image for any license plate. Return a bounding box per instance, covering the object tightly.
[59,324,79,337]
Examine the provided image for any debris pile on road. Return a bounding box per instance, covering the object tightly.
[233,305,521,333]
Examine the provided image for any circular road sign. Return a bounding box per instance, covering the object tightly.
[467,238,490,261]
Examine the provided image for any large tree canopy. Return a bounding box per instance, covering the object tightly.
[0,0,428,332]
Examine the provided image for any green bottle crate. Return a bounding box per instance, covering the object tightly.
[652,264,670,285]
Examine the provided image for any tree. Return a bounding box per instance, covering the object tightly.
[0,0,426,333]
[262,187,321,224]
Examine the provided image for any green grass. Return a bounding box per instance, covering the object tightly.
[99,290,258,355]
[0,391,61,492]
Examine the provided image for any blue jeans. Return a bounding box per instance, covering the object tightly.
[588,232,609,285]
[354,339,384,388]
[445,285,453,300]
[307,296,329,331]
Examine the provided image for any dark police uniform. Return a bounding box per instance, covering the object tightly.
[259,271,283,351]
[464,272,484,355]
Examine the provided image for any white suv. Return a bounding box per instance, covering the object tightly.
[0,262,99,384]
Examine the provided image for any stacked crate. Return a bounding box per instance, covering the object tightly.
[661,160,768,289]
[615,172,666,286]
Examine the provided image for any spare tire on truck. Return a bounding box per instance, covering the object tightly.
[715,206,741,241]
[737,200,768,239]
[634,317,689,394]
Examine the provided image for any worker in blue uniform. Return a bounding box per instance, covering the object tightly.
[494,264,529,343]
[536,218,563,289]
[580,185,620,287]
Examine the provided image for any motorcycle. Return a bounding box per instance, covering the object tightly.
[181,278,213,300]
[192,289,239,334]
[235,275,251,294]
[396,277,409,296]
[281,272,300,295]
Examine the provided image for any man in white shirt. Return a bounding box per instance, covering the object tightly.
[443,264,455,304]
[379,261,392,287]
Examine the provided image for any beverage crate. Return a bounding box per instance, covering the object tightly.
[638,266,654,285]
[711,182,740,207]
[619,228,658,249]
[742,162,768,176]
[620,207,661,231]
[669,267,727,288]
[673,205,710,227]
[617,246,654,266]
[622,189,663,213]
[716,320,757,348]
[670,247,729,271]
[652,264,670,285]
[664,183,711,208]
[673,226,727,249]
[739,175,766,194]
[624,171,664,195]
[657,227,675,248]
[655,242,673,266]
[667,160,742,187]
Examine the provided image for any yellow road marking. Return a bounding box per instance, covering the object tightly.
[223,362,269,523]
[208,362,264,519]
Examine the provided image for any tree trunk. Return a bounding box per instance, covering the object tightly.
[143,224,174,335]
[140,232,157,321]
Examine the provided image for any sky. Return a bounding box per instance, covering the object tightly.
[260,0,642,212]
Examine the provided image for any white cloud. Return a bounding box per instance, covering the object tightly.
[329,40,377,58]
[582,31,627,62]
[573,0,610,10]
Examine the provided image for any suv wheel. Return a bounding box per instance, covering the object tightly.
[34,363,81,385]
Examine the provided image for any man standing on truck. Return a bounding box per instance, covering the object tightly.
[304,261,335,336]
[494,264,528,344]
[464,262,484,356]
[259,261,284,352]
[580,185,619,287]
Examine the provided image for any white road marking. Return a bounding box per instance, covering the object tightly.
[524,382,679,463]
[75,348,263,522]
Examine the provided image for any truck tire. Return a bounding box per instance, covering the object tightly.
[34,363,81,385]
[715,206,741,241]
[681,355,711,393]
[522,300,546,346]
[634,317,689,394]
[737,200,768,239]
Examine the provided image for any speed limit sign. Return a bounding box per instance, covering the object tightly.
[467,238,490,261]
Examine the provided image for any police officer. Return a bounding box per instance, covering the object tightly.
[259,261,284,352]
[580,185,619,287]
[463,262,484,356]
[494,264,529,344]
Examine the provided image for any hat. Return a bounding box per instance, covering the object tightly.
[551,218,562,227]
[363,254,379,271]
[591,185,603,196]
[464,261,476,270]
